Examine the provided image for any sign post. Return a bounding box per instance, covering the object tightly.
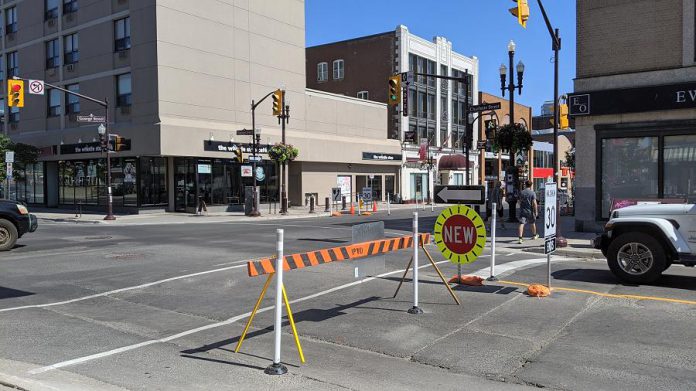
[544,183,558,289]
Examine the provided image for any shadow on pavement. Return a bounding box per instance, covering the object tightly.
[181,296,383,355]
[0,286,34,300]
[180,354,269,371]
[552,267,696,291]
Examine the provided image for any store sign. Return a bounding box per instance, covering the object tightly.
[203,141,271,155]
[60,140,131,155]
[568,81,696,116]
[241,165,253,177]
[197,164,211,174]
[362,152,402,161]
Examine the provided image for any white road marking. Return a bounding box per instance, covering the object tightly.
[0,263,248,313]
[472,257,574,279]
[27,260,451,374]
[25,254,569,374]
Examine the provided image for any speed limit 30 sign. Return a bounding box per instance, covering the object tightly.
[544,182,557,254]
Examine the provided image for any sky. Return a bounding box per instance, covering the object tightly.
[305,0,576,115]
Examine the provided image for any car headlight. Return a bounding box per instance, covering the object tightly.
[604,222,614,231]
[16,204,29,215]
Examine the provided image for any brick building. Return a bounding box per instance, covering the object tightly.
[571,0,696,231]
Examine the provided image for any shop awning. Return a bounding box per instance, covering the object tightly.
[438,154,474,170]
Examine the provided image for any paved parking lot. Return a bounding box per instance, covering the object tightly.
[1,210,695,390]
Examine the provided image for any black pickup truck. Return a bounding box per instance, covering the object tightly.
[0,199,38,251]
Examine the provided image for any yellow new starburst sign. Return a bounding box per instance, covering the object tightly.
[433,205,487,264]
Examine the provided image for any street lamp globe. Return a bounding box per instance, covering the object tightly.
[98,124,106,136]
[516,60,525,75]
[499,64,507,76]
[507,40,516,53]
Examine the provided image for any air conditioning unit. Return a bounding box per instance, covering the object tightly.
[47,18,56,27]
[120,106,131,114]
[66,64,75,72]
[118,50,129,59]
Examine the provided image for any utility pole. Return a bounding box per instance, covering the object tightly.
[279,91,290,214]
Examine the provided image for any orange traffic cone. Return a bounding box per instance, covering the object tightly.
[350,203,355,215]
[372,201,377,212]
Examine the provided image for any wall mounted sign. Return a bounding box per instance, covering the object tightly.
[203,141,271,155]
[569,81,696,116]
[362,152,402,161]
[60,139,131,155]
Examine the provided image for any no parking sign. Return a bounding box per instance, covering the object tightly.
[433,205,486,265]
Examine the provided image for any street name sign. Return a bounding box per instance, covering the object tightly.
[434,205,486,264]
[434,185,485,204]
[247,155,262,162]
[28,80,45,95]
[236,129,254,136]
[77,114,106,123]
[544,182,557,255]
[469,102,501,112]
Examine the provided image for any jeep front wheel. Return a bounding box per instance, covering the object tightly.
[607,232,666,284]
[0,218,18,251]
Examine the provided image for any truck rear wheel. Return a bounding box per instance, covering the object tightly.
[607,232,665,284]
[0,219,18,251]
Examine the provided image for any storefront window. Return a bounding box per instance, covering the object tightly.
[8,163,44,204]
[664,135,696,203]
[410,173,429,201]
[601,137,658,217]
[140,157,167,206]
[385,175,395,201]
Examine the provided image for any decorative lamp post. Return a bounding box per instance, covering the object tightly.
[499,40,525,223]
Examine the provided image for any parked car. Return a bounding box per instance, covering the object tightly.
[593,204,696,283]
[0,199,38,251]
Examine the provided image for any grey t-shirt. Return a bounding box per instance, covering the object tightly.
[519,188,536,214]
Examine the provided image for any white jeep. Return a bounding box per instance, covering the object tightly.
[593,204,696,283]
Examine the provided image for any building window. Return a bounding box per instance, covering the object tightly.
[46,0,59,20]
[66,83,79,114]
[63,0,78,14]
[332,59,344,80]
[7,52,18,78]
[6,7,17,34]
[117,73,132,107]
[317,62,328,82]
[9,106,19,123]
[0,58,4,81]
[357,91,369,100]
[114,17,131,51]
[48,88,62,117]
[46,39,60,68]
[64,33,79,64]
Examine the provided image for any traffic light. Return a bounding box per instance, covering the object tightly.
[272,89,283,116]
[509,0,530,28]
[8,79,24,108]
[559,103,569,129]
[484,119,498,140]
[387,75,401,106]
[114,136,127,152]
[233,146,243,163]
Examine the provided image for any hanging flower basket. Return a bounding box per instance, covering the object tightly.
[491,123,532,153]
[268,143,299,163]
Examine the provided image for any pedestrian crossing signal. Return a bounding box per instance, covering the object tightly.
[233,146,243,163]
[8,80,24,108]
[387,75,401,106]
[509,0,530,28]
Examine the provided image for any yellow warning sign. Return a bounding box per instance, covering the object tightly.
[433,205,486,264]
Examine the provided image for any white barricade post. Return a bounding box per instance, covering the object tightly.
[387,193,391,216]
[488,202,498,281]
[408,212,423,314]
[265,229,288,375]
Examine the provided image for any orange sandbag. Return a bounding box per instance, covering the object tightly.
[527,284,551,297]
[331,212,341,217]
[448,275,484,286]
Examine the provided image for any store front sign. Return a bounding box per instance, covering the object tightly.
[362,152,402,161]
[569,81,696,116]
[203,141,270,155]
[60,140,131,155]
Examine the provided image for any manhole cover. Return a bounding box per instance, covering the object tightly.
[84,236,113,240]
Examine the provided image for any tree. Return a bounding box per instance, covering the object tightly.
[0,134,41,184]
[563,147,575,170]
[0,134,11,184]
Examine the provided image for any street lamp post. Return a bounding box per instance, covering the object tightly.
[500,40,525,223]
[97,119,115,221]
[279,94,290,214]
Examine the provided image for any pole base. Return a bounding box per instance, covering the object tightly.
[407,306,424,314]
[248,210,261,217]
[104,215,116,221]
[486,276,499,282]
[264,363,288,375]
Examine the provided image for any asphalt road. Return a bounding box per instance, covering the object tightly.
[1,209,695,390]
